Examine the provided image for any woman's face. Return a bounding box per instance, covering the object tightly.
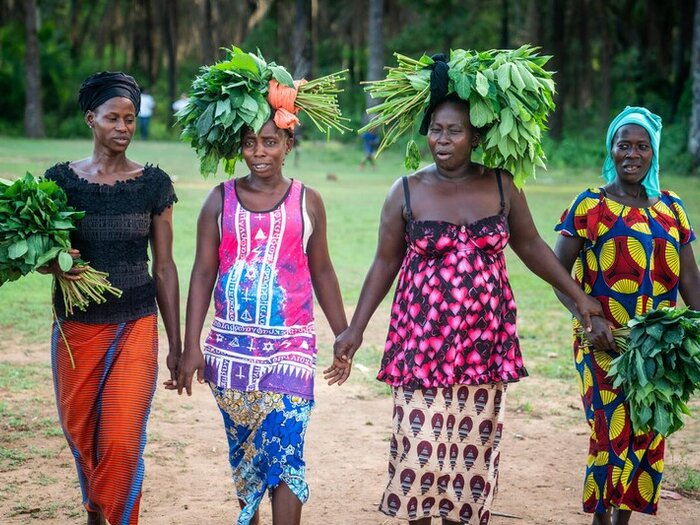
[241,120,293,178]
[611,124,653,185]
[427,101,476,171]
[86,97,136,152]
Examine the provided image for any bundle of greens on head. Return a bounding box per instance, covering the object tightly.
[0,173,121,318]
[177,46,350,178]
[359,45,556,187]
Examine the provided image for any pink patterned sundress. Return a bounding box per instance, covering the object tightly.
[377,172,527,389]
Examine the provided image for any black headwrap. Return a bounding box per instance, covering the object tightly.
[78,71,141,115]
[418,54,450,135]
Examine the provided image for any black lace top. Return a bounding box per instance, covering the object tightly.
[45,162,178,324]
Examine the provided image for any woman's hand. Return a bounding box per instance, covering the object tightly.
[36,248,86,281]
[574,294,605,333]
[176,346,205,396]
[324,327,363,386]
[582,315,617,352]
[163,345,182,390]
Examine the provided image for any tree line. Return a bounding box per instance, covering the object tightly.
[3,0,700,172]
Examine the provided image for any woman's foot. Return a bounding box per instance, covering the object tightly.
[612,509,632,525]
[592,509,612,525]
[87,510,106,525]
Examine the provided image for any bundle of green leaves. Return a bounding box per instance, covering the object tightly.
[360,45,556,187]
[0,173,121,317]
[177,46,349,178]
[607,307,700,437]
[0,173,82,283]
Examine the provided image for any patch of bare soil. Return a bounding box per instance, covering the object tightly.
[1,326,699,525]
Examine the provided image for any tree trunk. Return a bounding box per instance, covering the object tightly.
[144,0,157,86]
[366,0,384,110]
[200,0,215,63]
[548,0,567,140]
[24,0,45,138]
[292,0,311,79]
[670,0,694,122]
[689,0,700,166]
[596,0,613,126]
[500,0,509,48]
[311,0,319,77]
[162,0,178,129]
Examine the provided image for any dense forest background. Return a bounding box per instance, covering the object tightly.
[3,0,700,173]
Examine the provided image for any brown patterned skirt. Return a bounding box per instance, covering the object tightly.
[379,383,507,524]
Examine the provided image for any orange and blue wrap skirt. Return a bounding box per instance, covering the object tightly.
[51,314,158,525]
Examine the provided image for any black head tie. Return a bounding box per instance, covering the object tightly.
[419,54,450,135]
[78,71,141,115]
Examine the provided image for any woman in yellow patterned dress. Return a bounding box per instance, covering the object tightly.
[553,106,700,525]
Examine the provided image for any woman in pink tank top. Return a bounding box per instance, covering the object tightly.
[178,118,349,525]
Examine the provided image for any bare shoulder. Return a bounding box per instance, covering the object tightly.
[407,165,435,187]
[302,184,324,210]
[200,184,224,218]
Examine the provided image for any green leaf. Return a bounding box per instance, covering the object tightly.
[495,64,511,91]
[57,251,73,272]
[405,139,421,170]
[653,407,672,436]
[510,62,526,91]
[499,108,514,137]
[8,239,28,259]
[195,103,215,137]
[469,97,495,128]
[36,246,62,267]
[269,64,294,87]
[645,323,665,341]
[215,99,231,118]
[474,71,489,97]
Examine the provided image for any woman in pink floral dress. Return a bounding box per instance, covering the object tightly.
[333,92,604,524]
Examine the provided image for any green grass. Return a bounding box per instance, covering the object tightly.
[0,362,49,391]
[668,462,700,496]
[2,136,700,382]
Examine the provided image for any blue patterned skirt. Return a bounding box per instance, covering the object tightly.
[210,386,313,524]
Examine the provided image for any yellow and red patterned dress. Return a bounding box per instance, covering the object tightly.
[556,187,695,515]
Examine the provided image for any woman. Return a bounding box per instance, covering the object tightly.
[333,88,604,524]
[554,106,700,525]
[176,57,349,525]
[42,71,181,525]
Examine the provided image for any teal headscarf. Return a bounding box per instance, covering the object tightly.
[602,106,663,198]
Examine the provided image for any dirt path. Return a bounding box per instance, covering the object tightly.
[1,336,699,524]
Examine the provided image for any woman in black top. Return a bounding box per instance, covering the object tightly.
[41,72,181,525]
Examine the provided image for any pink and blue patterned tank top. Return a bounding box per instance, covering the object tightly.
[378,172,527,389]
[203,178,317,399]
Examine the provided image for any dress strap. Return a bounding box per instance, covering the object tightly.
[401,176,413,221]
[495,169,506,214]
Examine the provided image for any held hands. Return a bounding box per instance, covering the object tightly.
[583,315,618,352]
[574,295,616,351]
[176,345,206,396]
[324,327,362,386]
[162,345,182,390]
[574,294,605,333]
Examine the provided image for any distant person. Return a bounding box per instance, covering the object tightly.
[360,129,380,169]
[554,106,700,525]
[172,93,188,113]
[139,88,155,140]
